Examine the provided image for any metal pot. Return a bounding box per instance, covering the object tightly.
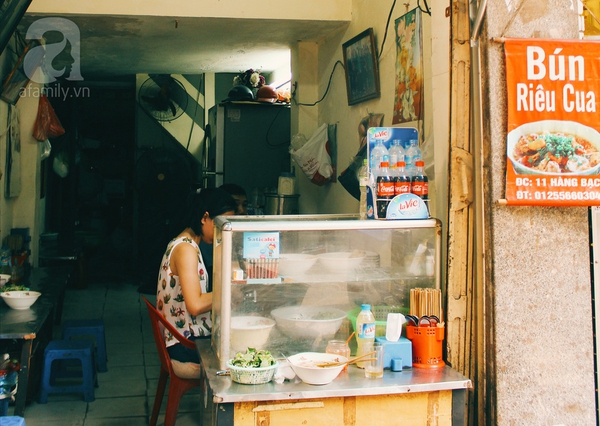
[264,193,300,215]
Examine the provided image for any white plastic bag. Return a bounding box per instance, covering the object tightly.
[289,123,332,186]
[41,139,52,160]
[52,150,69,178]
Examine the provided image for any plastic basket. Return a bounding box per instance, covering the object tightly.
[405,325,445,369]
[227,362,278,385]
[348,305,409,337]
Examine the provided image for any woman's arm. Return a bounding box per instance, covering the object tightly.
[171,243,212,317]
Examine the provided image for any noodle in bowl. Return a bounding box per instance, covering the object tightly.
[507,120,600,176]
[287,352,347,385]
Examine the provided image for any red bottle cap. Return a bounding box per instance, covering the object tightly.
[415,160,425,167]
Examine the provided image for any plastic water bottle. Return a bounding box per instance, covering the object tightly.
[388,140,405,176]
[370,139,389,179]
[355,304,376,369]
[357,159,369,220]
[411,160,429,200]
[405,139,422,177]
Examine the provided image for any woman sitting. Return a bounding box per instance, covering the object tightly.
[156,188,237,368]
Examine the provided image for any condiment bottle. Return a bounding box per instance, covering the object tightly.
[326,340,351,371]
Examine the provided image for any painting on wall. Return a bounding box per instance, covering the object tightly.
[392,9,424,125]
[342,28,381,106]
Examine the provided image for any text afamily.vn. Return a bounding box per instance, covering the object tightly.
[20,84,90,101]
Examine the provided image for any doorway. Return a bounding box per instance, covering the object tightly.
[44,81,136,281]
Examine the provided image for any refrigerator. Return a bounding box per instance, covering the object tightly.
[204,102,291,194]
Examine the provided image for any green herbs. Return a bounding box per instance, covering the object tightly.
[230,348,276,368]
[1,285,30,292]
[539,133,575,159]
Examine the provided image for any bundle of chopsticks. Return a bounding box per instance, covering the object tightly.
[409,288,442,318]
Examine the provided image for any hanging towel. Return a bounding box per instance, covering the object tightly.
[5,104,21,198]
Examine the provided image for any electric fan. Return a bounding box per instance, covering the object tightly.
[138,75,188,122]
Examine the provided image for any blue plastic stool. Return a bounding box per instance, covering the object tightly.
[38,340,97,403]
[0,398,8,416]
[0,417,26,426]
[61,319,107,372]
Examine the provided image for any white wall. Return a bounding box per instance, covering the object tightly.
[0,83,44,264]
[295,0,450,219]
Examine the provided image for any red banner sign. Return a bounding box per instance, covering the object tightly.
[505,38,600,206]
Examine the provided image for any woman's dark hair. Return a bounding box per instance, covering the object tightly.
[183,188,237,235]
[219,183,247,197]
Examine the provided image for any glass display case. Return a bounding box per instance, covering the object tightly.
[211,214,441,369]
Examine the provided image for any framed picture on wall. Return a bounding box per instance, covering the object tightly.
[342,28,380,106]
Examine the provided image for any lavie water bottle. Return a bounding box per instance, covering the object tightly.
[355,304,376,368]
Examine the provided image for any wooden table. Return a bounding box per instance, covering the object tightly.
[0,267,71,416]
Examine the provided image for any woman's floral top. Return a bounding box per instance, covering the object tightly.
[156,237,211,347]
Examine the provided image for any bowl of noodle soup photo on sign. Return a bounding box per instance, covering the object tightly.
[507,120,600,176]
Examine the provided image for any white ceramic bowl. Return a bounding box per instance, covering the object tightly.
[270,306,347,339]
[287,352,347,385]
[230,316,276,353]
[278,254,318,276]
[318,251,366,273]
[0,274,11,288]
[0,291,41,310]
[507,120,600,175]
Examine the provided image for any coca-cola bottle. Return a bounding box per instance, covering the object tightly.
[376,161,394,218]
[411,160,428,200]
[394,161,411,195]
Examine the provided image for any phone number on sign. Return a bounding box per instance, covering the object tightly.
[515,191,600,201]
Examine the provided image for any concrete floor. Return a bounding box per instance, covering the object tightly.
[18,270,201,426]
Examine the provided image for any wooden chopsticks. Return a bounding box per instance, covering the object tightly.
[316,351,376,368]
[409,288,442,318]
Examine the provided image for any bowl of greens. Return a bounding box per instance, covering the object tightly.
[227,348,278,384]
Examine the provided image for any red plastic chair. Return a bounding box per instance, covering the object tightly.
[142,296,201,426]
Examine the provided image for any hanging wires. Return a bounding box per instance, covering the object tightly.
[378,0,398,59]
[294,60,345,107]
[418,0,432,16]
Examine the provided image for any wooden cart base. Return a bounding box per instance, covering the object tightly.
[233,391,463,426]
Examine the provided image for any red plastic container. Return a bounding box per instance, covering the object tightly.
[405,325,445,369]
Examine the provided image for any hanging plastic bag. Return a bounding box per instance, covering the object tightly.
[338,143,367,200]
[289,123,333,186]
[40,139,52,160]
[52,149,69,178]
[32,95,65,141]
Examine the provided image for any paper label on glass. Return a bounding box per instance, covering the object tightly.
[242,232,280,259]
